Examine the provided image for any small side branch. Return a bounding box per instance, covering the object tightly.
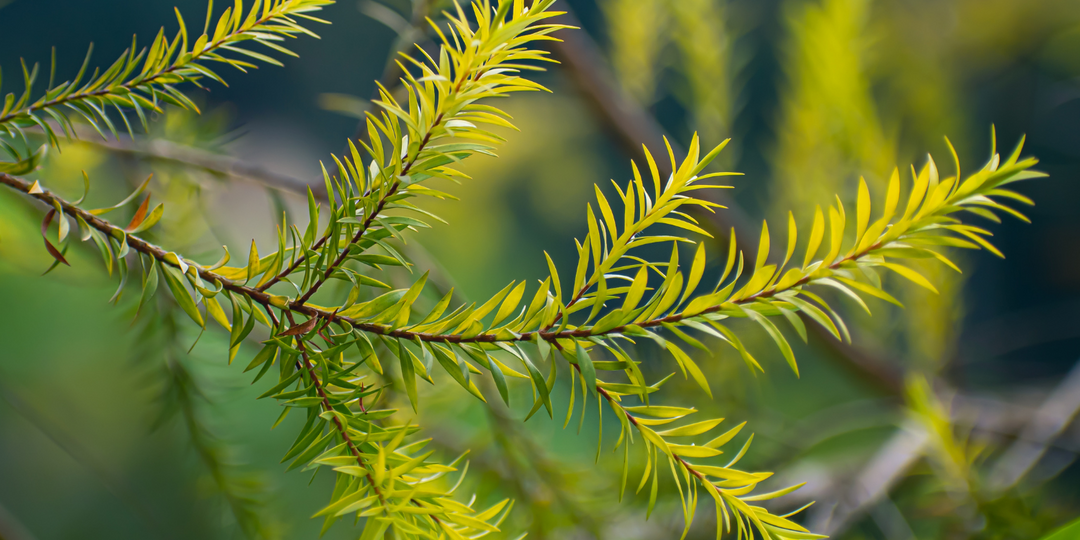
[283,311,388,508]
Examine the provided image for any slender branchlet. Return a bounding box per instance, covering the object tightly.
[0,0,332,157]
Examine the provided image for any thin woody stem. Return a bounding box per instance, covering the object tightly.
[279,0,438,296]
[282,310,389,508]
[0,171,879,347]
[283,315,442,527]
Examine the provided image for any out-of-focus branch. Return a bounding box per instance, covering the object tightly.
[332,0,441,176]
[808,421,930,536]
[548,9,754,234]
[956,300,1080,365]
[547,6,906,397]
[0,500,37,540]
[988,359,1080,491]
[355,0,439,120]
[804,386,1080,537]
[75,136,325,199]
[0,378,170,538]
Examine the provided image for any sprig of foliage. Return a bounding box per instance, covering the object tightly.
[0,0,332,153]
[593,368,814,540]
[325,133,1039,353]
[0,176,517,538]
[251,0,566,297]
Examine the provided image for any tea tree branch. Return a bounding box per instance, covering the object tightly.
[0,0,1047,537]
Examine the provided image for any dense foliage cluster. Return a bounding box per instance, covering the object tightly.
[0,0,1051,538]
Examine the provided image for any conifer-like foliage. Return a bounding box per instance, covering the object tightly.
[0,0,1047,538]
[0,0,333,171]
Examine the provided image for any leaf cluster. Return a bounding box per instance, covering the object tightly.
[0,0,331,170]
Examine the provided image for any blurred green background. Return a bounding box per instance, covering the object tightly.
[2,0,1079,538]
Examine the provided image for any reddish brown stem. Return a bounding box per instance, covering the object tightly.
[284,311,388,507]
[0,171,884,349]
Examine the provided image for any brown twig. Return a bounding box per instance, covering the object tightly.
[74,135,324,198]
[282,311,388,507]
[0,171,928,364]
[257,46,468,296]
[285,50,480,301]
